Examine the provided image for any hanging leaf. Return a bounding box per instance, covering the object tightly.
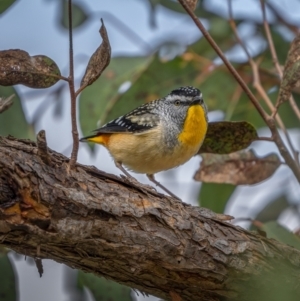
[0,86,34,139]
[0,49,61,88]
[198,121,258,154]
[61,0,88,29]
[194,150,281,185]
[279,32,300,103]
[0,251,17,301]
[261,221,300,251]
[80,19,111,89]
[198,183,235,213]
[254,195,289,223]
[77,271,133,301]
[34,258,43,277]
[0,0,16,14]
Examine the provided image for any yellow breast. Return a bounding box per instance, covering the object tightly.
[178,104,207,148]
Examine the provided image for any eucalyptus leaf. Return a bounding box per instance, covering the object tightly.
[0,252,17,301]
[199,121,258,154]
[0,86,34,139]
[279,32,300,103]
[262,221,300,251]
[255,196,289,223]
[0,49,61,88]
[80,19,111,88]
[199,183,235,213]
[195,150,281,185]
[77,271,133,301]
[0,0,16,14]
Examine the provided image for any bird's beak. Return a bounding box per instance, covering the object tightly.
[191,96,201,105]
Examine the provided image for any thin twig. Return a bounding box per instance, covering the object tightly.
[260,0,300,121]
[225,84,243,120]
[227,0,299,169]
[178,0,268,122]
[0,94,14,114]
[256,137,274,142]
[260,0,282,77]
[177,0,300,182]
[252,61,298,164]
[74,83,88,98]
[264,1,299,35]
[259,0,299,164]
[68,0,79,168]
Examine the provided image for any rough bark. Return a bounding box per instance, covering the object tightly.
[0,136,300,301]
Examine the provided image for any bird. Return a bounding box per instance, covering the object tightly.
[80,86,208,199]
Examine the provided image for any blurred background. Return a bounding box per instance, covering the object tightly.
[0,0,300,300]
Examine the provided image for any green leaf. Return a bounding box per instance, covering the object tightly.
[0,86,34,139]
[199,121,258,154]
[262,221,300,251]
[195,150,281,185]
[198,183,235,213]
[0,252,17,301]
[0,0,16,14]
[255,195,289,223]
[77,271,133,301]
[61,0,88,29]
[79,56,153,139]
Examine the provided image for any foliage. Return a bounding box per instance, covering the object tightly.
[0,0,300,301]
[0,252,17,301]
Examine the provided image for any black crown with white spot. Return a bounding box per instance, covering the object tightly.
[170,86,200,98]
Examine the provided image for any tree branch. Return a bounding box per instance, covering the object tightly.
[0,136,300,301]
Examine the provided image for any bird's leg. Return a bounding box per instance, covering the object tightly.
[147,174,181,200]
[114,161,136,180]
[115,161,157,193]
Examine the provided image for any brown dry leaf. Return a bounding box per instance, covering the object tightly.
[80,18,111,88]
[34,258,44,278]
[279,32,300,103]
[0,49,61,88]
[194,150,281,185]
[185,0,198,10]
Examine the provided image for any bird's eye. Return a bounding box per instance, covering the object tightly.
[174,100,180,106]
